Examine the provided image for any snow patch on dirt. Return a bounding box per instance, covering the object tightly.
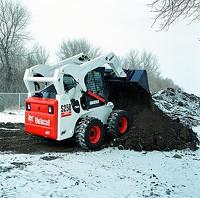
[193,126,200,137]
[153,88,200,127]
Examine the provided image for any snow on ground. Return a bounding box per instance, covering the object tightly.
[0,109,200,197]
[0,109,24,123]
[0,147,200,198]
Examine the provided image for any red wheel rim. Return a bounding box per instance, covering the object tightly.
[118,116,128,134]
[89,125,101,144]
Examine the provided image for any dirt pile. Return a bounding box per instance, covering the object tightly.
[109,88,199,151]
[153,88,200,127]
[0,87,199,153]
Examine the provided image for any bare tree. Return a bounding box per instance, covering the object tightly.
[123,50,178,91]
[149,0,200,29]
[123,50,160,75]
[57,38,101,60]
[123,50,140,69]
[0,0,30,88]
[26,44,49,67]
[140,51,160,77]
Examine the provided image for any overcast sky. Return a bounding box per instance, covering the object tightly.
[21,0,200,95]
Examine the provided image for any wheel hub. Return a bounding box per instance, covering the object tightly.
[118,116,128,134]
[89,125,101,144]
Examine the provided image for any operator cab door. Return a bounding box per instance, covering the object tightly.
[63,74,81,114]
[81,68,107,110]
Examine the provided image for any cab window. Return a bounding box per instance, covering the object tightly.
[85,70,105,97]
[63,74,76,92]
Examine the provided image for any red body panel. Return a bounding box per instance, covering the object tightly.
[25,97,58,140]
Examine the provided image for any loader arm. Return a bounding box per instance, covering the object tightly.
[23,53,89,96]
[61,52,127,92]
[79,52,126,78]
[24,52,128,97]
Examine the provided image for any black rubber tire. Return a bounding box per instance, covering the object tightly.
[106,110,129,138]
[75,117,105,150]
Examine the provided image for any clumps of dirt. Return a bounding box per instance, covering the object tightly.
[0,122,78,154]
[40,156,61,161]
[108,88,199,151]
[153,88,200,127]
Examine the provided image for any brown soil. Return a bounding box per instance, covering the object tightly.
[0,122,78,154]
[109,89,199,151]
[0,90,199,153]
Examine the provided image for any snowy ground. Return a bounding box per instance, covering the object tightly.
[0,109,24,123]
[0,111,200,197]
[1,147,200,198]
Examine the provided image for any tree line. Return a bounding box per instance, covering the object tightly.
[0,0,181,93]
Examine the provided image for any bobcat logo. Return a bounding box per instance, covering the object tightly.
[28,115,34,123]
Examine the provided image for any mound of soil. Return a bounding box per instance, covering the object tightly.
[153,88,200,127]
[109,89,199,151]
[0,89,199,153]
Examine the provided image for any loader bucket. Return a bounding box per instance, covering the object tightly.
[104,69,151,109]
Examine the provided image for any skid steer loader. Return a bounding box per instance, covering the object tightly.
[24,53,150,150]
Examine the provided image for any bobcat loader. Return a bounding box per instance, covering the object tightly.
[24,53,150,150]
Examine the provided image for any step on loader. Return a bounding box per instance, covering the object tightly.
[24,53,150,150]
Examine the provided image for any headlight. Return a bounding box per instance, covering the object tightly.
[48,106,54,114]
[26,103,31,111]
